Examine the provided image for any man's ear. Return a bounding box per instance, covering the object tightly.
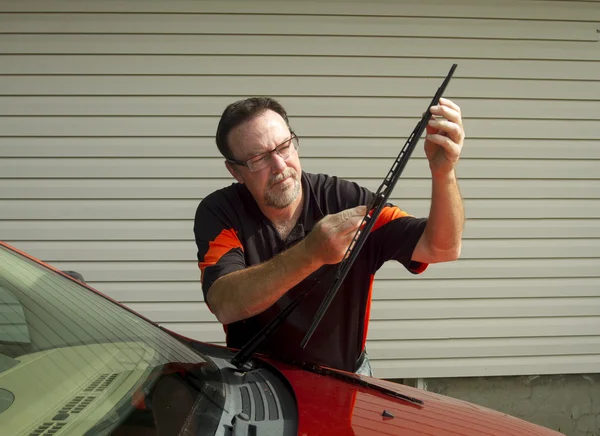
[225,161,244,184]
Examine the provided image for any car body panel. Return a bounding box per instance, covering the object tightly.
[0,241,564,436]
[264,359,561,436]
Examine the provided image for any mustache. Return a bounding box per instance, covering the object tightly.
[270,168,297,186]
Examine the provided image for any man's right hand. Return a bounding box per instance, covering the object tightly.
[304,205,368,265]
[206,204,368,325]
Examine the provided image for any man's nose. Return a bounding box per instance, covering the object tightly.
[270,152,287,172]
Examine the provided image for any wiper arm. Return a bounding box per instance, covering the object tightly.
[301,63,458,348]
[298,363,423,406]
[231,64,457,369]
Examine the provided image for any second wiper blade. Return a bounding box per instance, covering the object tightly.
[301,64,458,348]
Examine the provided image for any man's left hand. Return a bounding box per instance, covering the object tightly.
[424,97,465,179]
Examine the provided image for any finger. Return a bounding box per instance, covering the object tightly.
[337,214,366,236]
[439,97,462,114]
[425,114,438,135]
[425,134,461,157]
[430,105,461,126]
[425,124,438,136]
[332,205,367,226]
[428,119,464,144]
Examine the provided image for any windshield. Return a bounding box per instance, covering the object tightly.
[0,245,224,436]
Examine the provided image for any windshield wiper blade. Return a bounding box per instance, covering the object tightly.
[230,266,336,369]
[231,64,457,369]
[301,63,458,348]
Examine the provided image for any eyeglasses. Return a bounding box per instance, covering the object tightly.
[227,133,299,172]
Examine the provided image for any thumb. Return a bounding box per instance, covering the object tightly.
[425,114,438,136]
[333,205,368,227]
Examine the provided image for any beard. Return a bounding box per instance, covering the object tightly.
[264,168,301,209]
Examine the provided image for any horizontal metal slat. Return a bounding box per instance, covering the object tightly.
[2,34,599,61]
[1,116,598,139]
[461,219,600,239]
[1,198,598,220]
[3,96,599,121]
[1,158,599,180]
[368,316,600,340]
[460,239,600,259]
[373,277,600,300]
[1,56,599,81]
[375,258,600,280]
[3,219,600,241]
[2,76,599,99]
[2,138,600,160]
[366,336,600,360]
[370,354,600,379]
[1,13,595,41]
[2,178,600,200]
[1,0,598,22]
[370,297,600,320]
[0,220,197,241]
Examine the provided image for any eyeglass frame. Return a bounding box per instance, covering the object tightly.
[225,132,300,172]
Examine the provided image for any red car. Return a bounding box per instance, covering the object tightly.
[0,241,563,436]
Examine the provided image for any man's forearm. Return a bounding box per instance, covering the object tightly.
[207,239,322,325]
[424,170,464,260]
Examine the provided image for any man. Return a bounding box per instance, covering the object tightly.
[194,97,464,375]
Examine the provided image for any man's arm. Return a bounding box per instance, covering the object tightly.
[413,170,464,263]
[207,205,367,325]
[412,97,465,264]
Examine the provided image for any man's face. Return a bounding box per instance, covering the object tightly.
[225,110,302,211]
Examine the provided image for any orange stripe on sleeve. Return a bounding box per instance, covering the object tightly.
[198,228,244,277]
[370,206,408,233]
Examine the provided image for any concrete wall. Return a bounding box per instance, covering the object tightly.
[399,374,600,436]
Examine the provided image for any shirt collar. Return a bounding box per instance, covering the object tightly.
[284,172,324,246]
[299,171,325,230]
[237,171,324,245]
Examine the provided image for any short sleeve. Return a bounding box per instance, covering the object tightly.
[193,196,246,305]
[366,203,429,274]
[321,176,428,274]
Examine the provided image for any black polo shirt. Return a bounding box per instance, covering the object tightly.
[194,172,427,372]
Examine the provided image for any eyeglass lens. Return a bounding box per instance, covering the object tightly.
[247,137,298,171]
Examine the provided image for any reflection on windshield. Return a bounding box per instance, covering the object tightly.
[0,285,29,347]
[0,246,224,435]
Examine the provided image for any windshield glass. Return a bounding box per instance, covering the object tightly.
[0,244,224,436]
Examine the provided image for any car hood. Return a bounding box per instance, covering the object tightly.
[270,361,562,436]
